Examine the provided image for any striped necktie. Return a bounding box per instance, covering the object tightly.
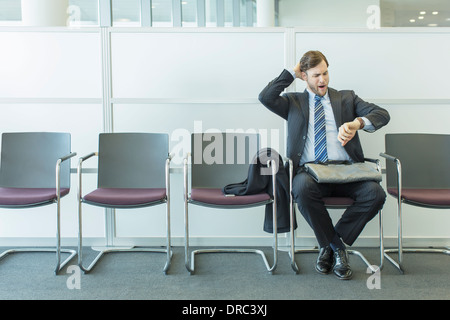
[314,95,328,163]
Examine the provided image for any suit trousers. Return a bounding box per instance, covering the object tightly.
[292,170,386,247]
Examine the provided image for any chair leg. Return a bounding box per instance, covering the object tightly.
[384,198,450,274]
[77,201,172,274]
[0,247,77,275]
[290,208,384,274]
[0,197,77,275]
[184,202,278,275]
[54,194,78,274]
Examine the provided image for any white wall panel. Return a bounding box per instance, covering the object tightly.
[0,31,102,98]
[294,31,450,100]
[110,31,285,100]
[0,103,103,159]
[113,103,286,167]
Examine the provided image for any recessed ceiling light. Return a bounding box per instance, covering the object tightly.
[410,19,416,23]
[420,11,426,15]
[428,24,438,27]
[432,11,439,15]
[418,16,424,20]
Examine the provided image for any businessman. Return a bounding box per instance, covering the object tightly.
[258,51,390,280]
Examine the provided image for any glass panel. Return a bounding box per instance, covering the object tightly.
[0,0,21,26]
[381,0,450,27]
[112,0,140,26]
[152,0,173,27]
[239,0,248,26]
[205,0,217,27]
[279,0,450,28]
[181,0,197,27]
[0,0,99,27]
[224,0,233,26]
[69,0,99,26]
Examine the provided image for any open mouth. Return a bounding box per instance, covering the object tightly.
[318,85,327,90]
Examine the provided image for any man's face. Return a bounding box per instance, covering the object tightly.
[301,60,329,97]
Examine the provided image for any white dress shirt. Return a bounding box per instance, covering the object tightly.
[287,69,374,165]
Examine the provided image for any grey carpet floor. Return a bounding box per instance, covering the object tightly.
[0,246,449,301]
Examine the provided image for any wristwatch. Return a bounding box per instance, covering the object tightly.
[355,117,365,130]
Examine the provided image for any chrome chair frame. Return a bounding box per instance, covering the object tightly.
[0,133,77,274]
[183,137,279,275]
[77,137,173,275]
[380,150,450,274]
[288,158,384,274]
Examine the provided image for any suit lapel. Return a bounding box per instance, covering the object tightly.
[328,88,343,127]
[300,90,309,120]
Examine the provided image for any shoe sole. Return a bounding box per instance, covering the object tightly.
[333,271,353,280]
[315,265,332,275]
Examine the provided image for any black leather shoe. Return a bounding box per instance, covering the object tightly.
[333,248,353,280]
[315,246,333,274]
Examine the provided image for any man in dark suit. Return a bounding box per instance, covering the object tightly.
[259,51,390,280]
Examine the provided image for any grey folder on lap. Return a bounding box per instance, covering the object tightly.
[304,162,382,184]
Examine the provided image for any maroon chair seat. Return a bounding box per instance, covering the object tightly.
[0,187,70,207]
[387,188,450,207]
[190,188,271,206]
[83,188,166,207]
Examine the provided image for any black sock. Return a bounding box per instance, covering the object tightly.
[329,233,345,252]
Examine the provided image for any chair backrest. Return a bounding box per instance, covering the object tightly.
[97,133,168,189]
[191,132,259,188]
[0,132,72,189]
[384,133,450,189]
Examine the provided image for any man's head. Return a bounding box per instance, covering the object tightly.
[299,50,329,97]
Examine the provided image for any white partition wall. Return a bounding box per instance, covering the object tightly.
[0,29,105,245]
[0,26,449,248]
[110,29,287,245]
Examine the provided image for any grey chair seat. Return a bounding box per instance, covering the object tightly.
[83,188,166,207]
[190,188,270,206]
[0,187,70,207]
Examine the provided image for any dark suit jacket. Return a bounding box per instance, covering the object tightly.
[258,69,390,169]
[223,148,296,233]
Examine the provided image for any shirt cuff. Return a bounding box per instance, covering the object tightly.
[361,117,375,132]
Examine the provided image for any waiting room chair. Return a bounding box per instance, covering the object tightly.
[184,132,278,274]
[0,132,77,274]
[288,158,384,274]
[77,133,172,274]
[380,133,450,273]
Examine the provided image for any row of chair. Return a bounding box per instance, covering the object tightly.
[0,132,448,275]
